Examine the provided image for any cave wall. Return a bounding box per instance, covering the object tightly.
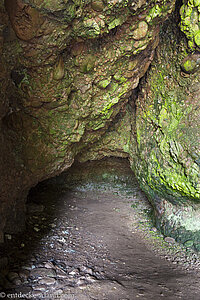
[0,0,176,241]
[1,0,199,248]
[131,12,200,249]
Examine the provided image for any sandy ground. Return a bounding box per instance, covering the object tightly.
[1,158,200,300]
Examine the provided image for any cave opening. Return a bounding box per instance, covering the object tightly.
[1,0,200,296]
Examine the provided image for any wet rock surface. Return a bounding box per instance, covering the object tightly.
[0,158,200,299]
[132,16,200,247]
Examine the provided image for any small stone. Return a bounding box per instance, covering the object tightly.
[30,268,56,278]
[33,227,40,232]
[80,266,93,275]
[151,227,157,232]
[44,262,55,269]
[5,234,12,240]
[91,0,104,11]
[33,284,46,292]
[76,278,86,286]
[85,274,97,283]
[132,21,148,40]
[38,277,56,285]
[22,265,32,271]
[54,289,63,295]
[56,271,67,279]
[181,54,200,74]
[164,237,175,244]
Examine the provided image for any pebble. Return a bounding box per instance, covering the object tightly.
[33,284,47,291]
[38,277,56,285]
[76,278,86,286]
[44,262,55,269]
[80,266,93,275]
[56,271,67,279]
[5,234,12,240]
[22,265,33,271]
[69,269,79,276]
[164,237,176,244]
[85,274,97,283]
[151,227,157,232]
[33,227,40,232]
[30,267,56,278]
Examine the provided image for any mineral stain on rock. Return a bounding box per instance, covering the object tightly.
[53,56,65,80]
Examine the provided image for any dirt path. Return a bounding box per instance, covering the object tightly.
[1,158,200,299]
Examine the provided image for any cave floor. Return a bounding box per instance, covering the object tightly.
[1,158,200,300]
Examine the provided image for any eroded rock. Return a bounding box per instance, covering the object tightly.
[0,0,175,239]
[131,18,200,250]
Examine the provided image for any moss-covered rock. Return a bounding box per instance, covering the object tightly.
[180,0,200,49]
[181,53,200,73]
[132,17,200,248]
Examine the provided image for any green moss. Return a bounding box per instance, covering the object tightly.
[183,59,196,72]
[108,17,124,30]
[133,20,200,209]
[180,1,200,49]
[194,30,200,45]
[146,5,162,22]
[194,0,200,6]
[97,78,111,89]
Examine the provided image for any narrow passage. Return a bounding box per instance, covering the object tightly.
[1,158,200,300]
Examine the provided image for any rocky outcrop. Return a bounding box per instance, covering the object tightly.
[132,18,200,250]
[0,0,175,241]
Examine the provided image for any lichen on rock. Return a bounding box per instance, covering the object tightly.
[131,17,200,250]
[180,0,200,49]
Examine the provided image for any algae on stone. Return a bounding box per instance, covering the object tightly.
[132,17,200,249]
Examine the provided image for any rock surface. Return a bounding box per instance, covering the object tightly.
[0,0,199,255]
[0,0,176,240]
[132,17,200,249]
